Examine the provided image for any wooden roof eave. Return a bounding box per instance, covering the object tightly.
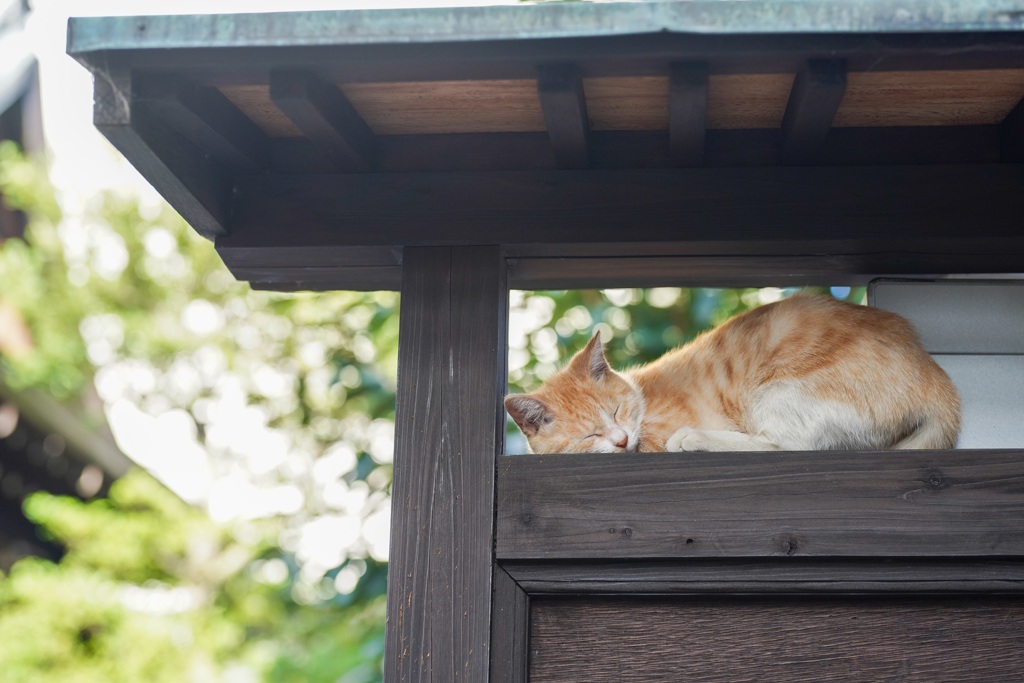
[66,1,1024,292]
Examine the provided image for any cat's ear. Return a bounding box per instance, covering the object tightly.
[504,394,552,436]
[571,332,611,381]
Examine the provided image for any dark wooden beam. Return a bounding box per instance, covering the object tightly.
[1001,96,1024,161]
[490,566,529,683]
[780,59,847,165]
[91,67,230,238]
[503,558,1024,594]
[496,450,1024,560]
[133,75,269,172]
[385,247,507,682]
[269,70,375,171]
[669,62,709,167]
[266,126,1001,175]
[227,165,1024,248]
[536,64,590,169]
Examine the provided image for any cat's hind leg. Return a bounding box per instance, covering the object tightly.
[747,380,879,451]
[666,427,779,452]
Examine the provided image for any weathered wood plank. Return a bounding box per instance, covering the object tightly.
[134,75,269,171]
[227,165,1024,248]
[780,59,847,164]
[386,247,507,682]
[91,67,230,238]
[503,558,1024,594]
[1002,96,1024,161]
[536,64,590,169]
[669,62,708,166]
[504,248,1024,290]
[496,451,1024,560]
[490,566,529,683]
[530,596,1024,682]
[269,70,375,171]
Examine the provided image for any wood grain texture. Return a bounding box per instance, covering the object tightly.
[834,68,1024,127]
[220,69,1024,139]
[496,451,1024,560]
[92,67,230,238]
[780,59,847,164]
[669,63,708,166]
[537,64,590,169]
[135,76,269,172]
[584,76,668,131]
[504,558,1024,594]
[707,73,794,129]
[530,596,1024,682]
[269,70,375,170]
[490,566,529,683]
[385,247,507,682]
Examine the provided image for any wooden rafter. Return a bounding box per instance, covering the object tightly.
[780,59,848,164]
[135,75,270,172]
[269,70,376,171]
[669,62,709,167]
[536,64,590,169]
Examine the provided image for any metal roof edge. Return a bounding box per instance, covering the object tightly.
[67,0,1024,57]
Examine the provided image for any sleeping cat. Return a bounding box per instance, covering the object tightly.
[505,293,961,453]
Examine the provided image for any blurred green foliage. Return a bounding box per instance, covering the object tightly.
[0,142,393,682]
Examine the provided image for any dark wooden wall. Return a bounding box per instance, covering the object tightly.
[530,596,1024,682]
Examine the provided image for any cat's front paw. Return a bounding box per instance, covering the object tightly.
[666,427,710,452]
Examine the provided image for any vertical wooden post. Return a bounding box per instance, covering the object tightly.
[386,246,508,682]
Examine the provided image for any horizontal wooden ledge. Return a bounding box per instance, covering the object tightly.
[496,450,1024,560]
[501,558,1024,594]
[265,127,1004,174]
[223,164,1024,250]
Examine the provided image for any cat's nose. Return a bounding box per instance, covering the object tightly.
[613,433,628,449]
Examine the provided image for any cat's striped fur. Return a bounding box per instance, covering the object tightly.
[505,294,961,454]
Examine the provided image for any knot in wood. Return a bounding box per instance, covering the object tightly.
[924,469,947,490]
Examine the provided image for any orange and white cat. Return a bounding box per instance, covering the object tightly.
[505,294,960,453]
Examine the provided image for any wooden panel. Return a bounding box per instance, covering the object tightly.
[780,60,847,164]
[222,70,1024,140]
[505,558,1024,594]
[93,67,230,238]
[222,81,546,137]
[385,247,507,682]
[496,451,1024,560]
[834,69,1024,127]
[220,85,302,137]
[707,73,794,129]
[490,566,529,683]
[584,76,667,131]
[530,596,1024,682]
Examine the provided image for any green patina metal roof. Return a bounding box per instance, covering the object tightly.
[67,0,1024,55]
